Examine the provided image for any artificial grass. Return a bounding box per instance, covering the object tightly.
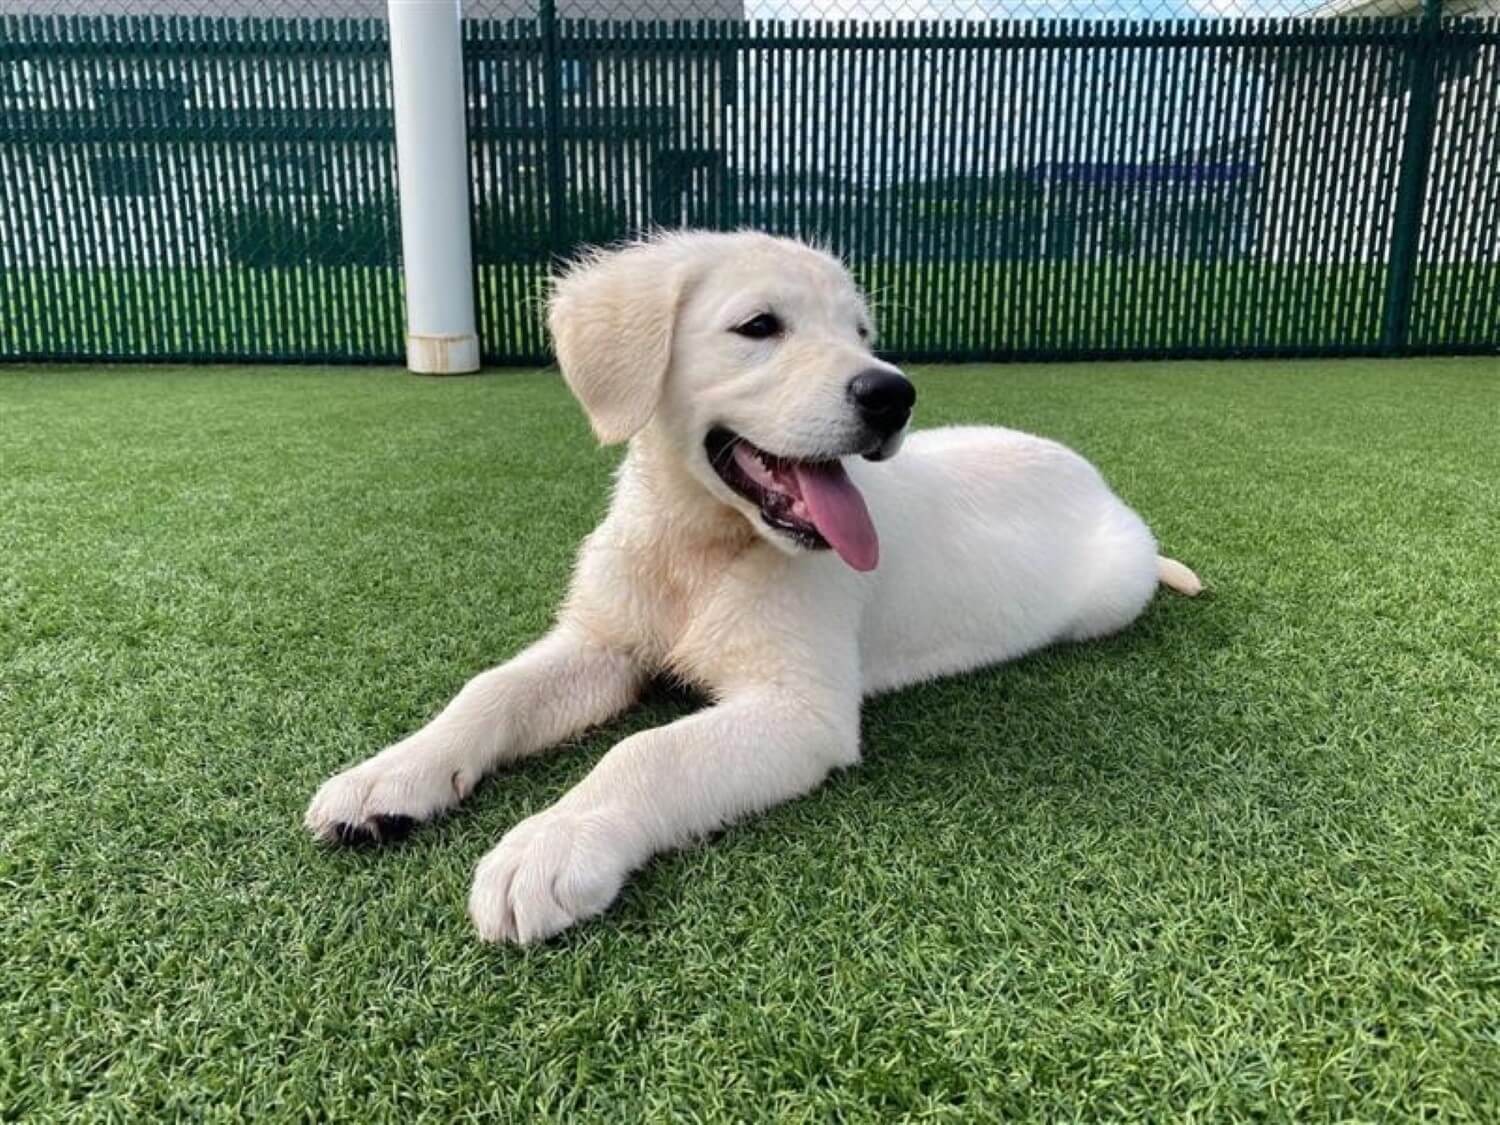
[2,358,1497,1121]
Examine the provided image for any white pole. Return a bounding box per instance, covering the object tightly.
[388,0,480,374]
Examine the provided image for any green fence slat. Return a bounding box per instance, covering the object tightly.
[1284,22,1313,346]
[1178,28,1204,349]
[947,24,968,356]
[954,25,981,357]
[902,22,924,352]
[827,22,841,262]
[866,23,889,341]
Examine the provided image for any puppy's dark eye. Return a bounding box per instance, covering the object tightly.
[731,313,784,340]
[857,324,872,341]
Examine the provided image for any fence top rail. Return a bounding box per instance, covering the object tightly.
[5,13,1498,57]
[544,20,1423,51]
[3,14,1496,60]
[470,16,1500,52]
[0,14,391,58]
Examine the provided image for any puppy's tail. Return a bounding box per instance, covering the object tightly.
[1156,555,1203,597]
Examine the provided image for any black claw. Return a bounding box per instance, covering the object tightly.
[331,814,418,847]
[332,821,378,847]
[371,814,417,843]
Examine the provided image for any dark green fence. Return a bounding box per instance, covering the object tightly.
[2,10,1496,365]
[0,15,404,363]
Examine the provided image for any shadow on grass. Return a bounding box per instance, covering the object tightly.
[445,594,1209,824]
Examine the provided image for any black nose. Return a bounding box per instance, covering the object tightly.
[847,369,916,434]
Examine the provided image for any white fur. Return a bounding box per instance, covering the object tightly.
[304,231,1200,944]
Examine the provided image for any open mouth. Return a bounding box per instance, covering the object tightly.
[704,427,880,572]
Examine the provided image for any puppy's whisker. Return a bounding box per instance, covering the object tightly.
[712,436,746,474]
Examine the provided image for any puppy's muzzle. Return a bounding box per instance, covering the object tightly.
[848,369,916,440]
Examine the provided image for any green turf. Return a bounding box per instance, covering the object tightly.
[2,359,1497,1121]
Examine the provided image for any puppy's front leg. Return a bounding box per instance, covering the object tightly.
[305,624,643,844]
[468,685,860,944]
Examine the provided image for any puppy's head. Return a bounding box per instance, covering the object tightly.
[549,231,914,572]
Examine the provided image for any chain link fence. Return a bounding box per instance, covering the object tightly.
[12,2,1497,16]
[2,0,1496,363]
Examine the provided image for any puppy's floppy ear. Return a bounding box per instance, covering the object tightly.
[548,241,686,445]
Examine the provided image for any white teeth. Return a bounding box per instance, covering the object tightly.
[732,442,779,491]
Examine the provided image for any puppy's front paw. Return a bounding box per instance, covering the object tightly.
[304,740,479,846]
[469,807,635,944]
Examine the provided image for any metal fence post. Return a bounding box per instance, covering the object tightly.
[389,0,480,373]
[1382,0,1443,355]
[538,0,567,255]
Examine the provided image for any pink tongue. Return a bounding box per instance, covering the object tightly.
[792,460,879,572]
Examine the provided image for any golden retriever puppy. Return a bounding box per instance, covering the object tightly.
[305,231,1200,944]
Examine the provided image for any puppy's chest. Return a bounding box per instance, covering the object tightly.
[572,527,759,684]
